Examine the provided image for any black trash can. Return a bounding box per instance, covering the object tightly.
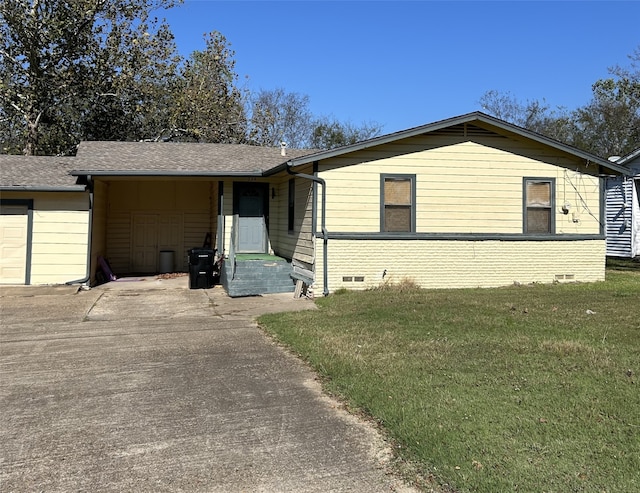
[188,248,215,289]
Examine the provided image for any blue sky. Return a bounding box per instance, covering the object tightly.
[160,1,640,134]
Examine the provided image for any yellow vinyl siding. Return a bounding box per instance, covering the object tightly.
[218,176,314,264]
[266,177,287,251]
[315,238,606,293]
[316,138,601,235]
[105,212,131,274]
[31,212,89,233]
[104,181,213,274]
[183,212,209,266]
[29,194,89,211]
[267,168,315,265]
[108,180,212,212]
[31,243,87,255]
[265,176,289,256]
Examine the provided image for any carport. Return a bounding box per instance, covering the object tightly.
[72,141,315,287]
[88,176,220,276]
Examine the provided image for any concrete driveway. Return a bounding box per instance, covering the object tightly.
[0,277,416,492]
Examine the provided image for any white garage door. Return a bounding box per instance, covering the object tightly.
[0,205,29,284]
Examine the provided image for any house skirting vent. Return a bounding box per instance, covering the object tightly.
[342,276,365,283]
[554,274,576,281]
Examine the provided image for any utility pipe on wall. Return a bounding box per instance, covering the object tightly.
[66,176,94,286]
[286,162,329,296]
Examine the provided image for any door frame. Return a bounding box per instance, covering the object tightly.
[233,182,269,253]
[0,199,33,285]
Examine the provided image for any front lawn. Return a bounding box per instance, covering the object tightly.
[259,266,640,492]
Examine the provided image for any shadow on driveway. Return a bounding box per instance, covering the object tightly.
[0,280,417,492]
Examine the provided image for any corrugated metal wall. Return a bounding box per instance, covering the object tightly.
[605,176,633,257]
[633,178,639,257]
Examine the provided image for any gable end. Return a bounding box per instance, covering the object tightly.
[428,123,508,140]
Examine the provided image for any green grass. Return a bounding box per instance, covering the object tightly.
[259,263,640,492]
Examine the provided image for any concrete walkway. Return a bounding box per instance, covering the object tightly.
[0,278,417,492]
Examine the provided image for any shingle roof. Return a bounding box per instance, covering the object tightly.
[0,155,84,191]
[73,141,316,176]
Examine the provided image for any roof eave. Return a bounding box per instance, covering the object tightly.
[617,147,640,166]
[288,111,632,176]
[471,115,632,175]
[70,170,266,178]
[0,185,86,192]
[265,162,290,175]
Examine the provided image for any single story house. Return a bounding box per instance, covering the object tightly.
[605,147,640,258]
[1,112,631,295]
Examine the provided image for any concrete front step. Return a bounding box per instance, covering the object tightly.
[222,258,295,297]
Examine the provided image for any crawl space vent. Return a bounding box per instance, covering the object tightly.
[555,274,575,281]
[342,276,366,283]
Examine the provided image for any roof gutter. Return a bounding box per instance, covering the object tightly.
[70,170,265,177]
[66,176,93,287]
[286,161,329,296]
[0,186,86,192]
[616,147,640,166]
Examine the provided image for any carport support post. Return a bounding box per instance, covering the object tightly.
[217,181,224,255]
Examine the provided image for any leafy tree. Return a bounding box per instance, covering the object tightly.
[570,77,640,157]
[610,46,640,90]
[479,90,547,129]
[310,117,383,150]
[573,48,640,156]
[167,31,247,143]
[247,88,313,148]
[82,19,182,143]
[478,90,574,140]
[1,2,380,154]
[247,87,382,149]
[0,105,23,154]
[479,46,640,158]
[0,0,181,155]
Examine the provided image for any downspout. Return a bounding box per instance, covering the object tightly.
[66,176,94,286]
[287,161,329,296]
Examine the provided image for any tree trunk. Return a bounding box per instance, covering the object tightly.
[23,112,41,156]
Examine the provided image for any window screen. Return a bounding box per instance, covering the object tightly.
[382,175,415,232]
[524,179,554,234]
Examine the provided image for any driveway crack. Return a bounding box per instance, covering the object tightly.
[83,291,105,322]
